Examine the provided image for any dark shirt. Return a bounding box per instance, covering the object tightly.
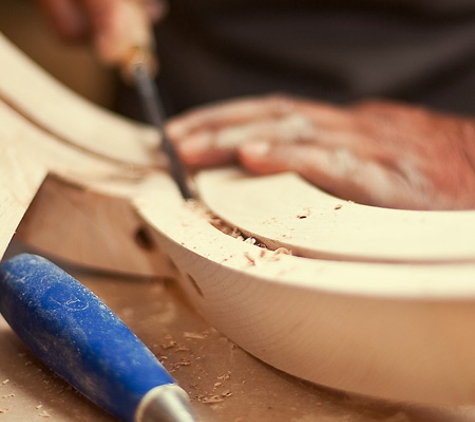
[117,0,475,118]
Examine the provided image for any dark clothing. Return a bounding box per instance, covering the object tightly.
[117,0,475,118]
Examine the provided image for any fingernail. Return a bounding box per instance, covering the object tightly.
[240,142,271,157]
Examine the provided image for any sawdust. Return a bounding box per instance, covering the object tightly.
[160,335,177,349]
[185,200,268,249]
[157,332,237,407]
[196,371,234,405]
[217,371,232,381]
[199,395,225,404]
[244,246,292,266]
[185,198,297,267]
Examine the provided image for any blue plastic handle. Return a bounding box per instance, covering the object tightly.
[0,254,175,422]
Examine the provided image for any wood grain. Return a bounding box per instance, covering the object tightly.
[3,28,475,408]
[196,168,475,263]
[0,150,46,259]
[135,172,475,406]
[0,32,170,276]
[0,32,158,168]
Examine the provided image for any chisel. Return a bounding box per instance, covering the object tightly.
[121,46,194,200]
[0,254,198,422]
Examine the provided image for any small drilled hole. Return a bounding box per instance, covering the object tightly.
[134,226,156,250]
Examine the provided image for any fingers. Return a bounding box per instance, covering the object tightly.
[82,0,153,66]
[169,95,422,208]
[176,114,320,168]
[169,96,295,140]
[168,95,348,140]
[169,95,365,169]
[237,142,429,209]
[36,0,162,66]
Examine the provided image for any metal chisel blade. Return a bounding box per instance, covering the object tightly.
[133,63,194,199]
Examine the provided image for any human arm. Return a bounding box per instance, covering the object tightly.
[168,95,475,210]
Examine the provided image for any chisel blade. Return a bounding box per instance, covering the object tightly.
[132,63,194,199]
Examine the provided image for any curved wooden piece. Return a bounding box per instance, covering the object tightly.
[0,32,159,168]
[0,32,168,275]
[4,28,475,407]
[196,168,475,263]
[135,172,475,407]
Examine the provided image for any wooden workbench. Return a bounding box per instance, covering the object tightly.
[0,246,472,422]
[2,3,475,421]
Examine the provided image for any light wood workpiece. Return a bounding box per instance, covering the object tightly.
[2,2,475,420]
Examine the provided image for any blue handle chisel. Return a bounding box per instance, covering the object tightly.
[0,254,198,422]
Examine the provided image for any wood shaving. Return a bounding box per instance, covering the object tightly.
[1,379,9,385]
[160,338,177,349]
[244,247,292,265]
[217,371,231,381]
[0,408,9,414]
[269,247,292,259]
[187,199,296,261]
[39,410,51,418]
[199,395,224,404]
[172,358,191,371]
[183,332,207,340]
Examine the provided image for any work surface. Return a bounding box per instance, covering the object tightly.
[0,261,473,422]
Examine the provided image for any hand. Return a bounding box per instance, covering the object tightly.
[168,95,475,210]
[35,0,166,65]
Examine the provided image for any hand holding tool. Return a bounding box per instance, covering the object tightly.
[0,254,198,422]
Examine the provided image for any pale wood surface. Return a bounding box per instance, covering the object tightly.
[0,32,158,168]
[2,20,475,414]
[0,151,46,259]
[0,31,170,276]
[134,172,475,406]
[196,168,475,263]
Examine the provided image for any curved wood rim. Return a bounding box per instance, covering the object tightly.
[196,168,475,264]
